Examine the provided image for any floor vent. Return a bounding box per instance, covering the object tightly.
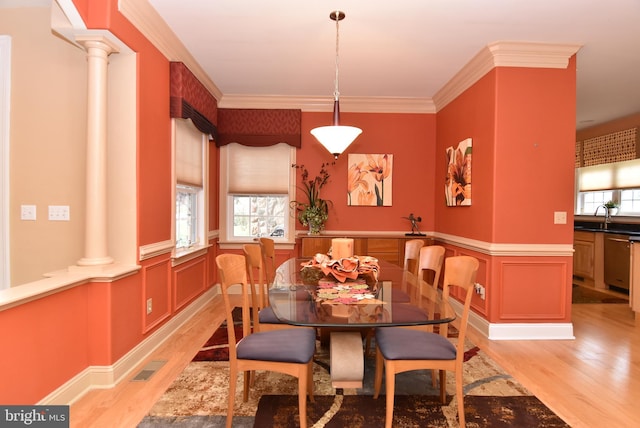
[131,360,167,382]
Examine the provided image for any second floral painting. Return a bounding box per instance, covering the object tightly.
[347,154,393,206]
[445,138,472,206]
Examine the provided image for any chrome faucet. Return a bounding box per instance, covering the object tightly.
[594,204,611,229]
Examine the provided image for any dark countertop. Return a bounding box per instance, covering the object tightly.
[574,220,640,239]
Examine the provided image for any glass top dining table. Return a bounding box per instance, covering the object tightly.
[268,257,457,328]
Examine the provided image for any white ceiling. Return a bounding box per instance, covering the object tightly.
[147,0,640,130]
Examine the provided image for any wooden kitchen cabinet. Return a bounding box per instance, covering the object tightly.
[573,231,595,282]
[300,235,433,268]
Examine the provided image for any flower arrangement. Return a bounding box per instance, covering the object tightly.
[291,162,334,234]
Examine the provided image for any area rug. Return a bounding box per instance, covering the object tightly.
[191,308,243,362]
[254,394,568,427]
[139,315,569,427]
[572,284,629,304]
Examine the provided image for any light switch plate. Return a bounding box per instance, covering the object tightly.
[554,211,567,224]
[21,205,36,221]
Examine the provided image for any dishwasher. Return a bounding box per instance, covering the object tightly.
[604,233,630,290]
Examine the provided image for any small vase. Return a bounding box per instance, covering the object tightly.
[607,207,618,216]
[308,220,323,235]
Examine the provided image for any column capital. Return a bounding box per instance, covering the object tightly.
[75,35,120,56]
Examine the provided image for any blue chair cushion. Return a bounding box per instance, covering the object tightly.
[376,327,456,361]
[259,306,282,324]
[389,303,429,324]
[392,289,411,303]
[237,327,316,363]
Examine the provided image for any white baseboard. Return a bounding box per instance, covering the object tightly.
[452,299,575,341]
[39,286,219,405]
[487,322,575,340]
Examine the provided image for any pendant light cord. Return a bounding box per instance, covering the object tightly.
[333,12,340,102]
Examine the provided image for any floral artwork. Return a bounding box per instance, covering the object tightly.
[445,138,472,206]
[347,154,393,206]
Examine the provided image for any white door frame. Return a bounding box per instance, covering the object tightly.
[0,36,11,289]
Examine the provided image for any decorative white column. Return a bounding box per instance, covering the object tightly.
[76,36,119,266]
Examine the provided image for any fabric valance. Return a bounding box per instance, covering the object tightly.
[216,108,301,148]
[170,62,218,140]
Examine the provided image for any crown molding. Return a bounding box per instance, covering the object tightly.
[433,41,582,113]
[218,94,436,113]
[119,0,223,100]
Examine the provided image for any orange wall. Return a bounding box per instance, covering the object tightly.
[436,62,576,246]
[1,286,90,403]
[298,112,437,233]
[436,60,577,323]
[492,63,576,244]
[436,72,497,242]
[576,112,640,141]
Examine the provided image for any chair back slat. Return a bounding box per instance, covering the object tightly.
[216,253,253,361]
[441,256,479,357]
[243,243,267,316]
[403,239,425,277]
[259,237,277,286]
[417,245,445,289]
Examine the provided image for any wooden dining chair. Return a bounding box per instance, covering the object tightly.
[242,243,290,331]
[216,253,316,428]
[417,245,446,290]
[373,255,479,428]
[403,239,425,277]
[364,239,424,356]
[259,237,277,285]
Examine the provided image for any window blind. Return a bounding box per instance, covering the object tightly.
[227,143,290,194]
[578,158,640,191]
[175,118,203,187]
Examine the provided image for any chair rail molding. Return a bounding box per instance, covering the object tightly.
[139,240,174,261]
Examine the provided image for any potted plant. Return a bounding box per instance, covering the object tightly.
[291,162,334,235]
[605,199,619,216]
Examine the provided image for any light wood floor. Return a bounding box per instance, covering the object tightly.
[70,296,640,427]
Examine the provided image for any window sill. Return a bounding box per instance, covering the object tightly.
[172,244,211,266]
[218,239,295,251]
[1,263,141,312]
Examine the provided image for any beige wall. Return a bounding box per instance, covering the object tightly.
[3,6,87,285]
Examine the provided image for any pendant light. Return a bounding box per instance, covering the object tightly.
[310,10,362,159]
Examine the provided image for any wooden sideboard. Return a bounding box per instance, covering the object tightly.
[299,235,433,267]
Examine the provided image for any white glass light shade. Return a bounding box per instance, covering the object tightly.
[310,125,362,158]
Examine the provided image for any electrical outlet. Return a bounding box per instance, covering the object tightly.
[146,298,153,315]
[474,283,486,300]
[48,205,70,221]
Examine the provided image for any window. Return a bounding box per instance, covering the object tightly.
[176,185,198,248]
[233,195,286,238]
[220,143,295,243]
[576,159,640,216]
[578,190,614,214]
[174,118,207,251]
[620,189,640,213]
